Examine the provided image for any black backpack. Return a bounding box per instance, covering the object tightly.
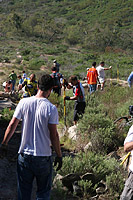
[129,105,133,116]
[51,72,60,87]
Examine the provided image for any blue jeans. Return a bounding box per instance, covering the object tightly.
[89,84,97,94]
[11,80,16,91]
[17,153,53,200]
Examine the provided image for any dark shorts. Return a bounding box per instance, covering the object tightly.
[73,101,86,122]
[120,171,133,200]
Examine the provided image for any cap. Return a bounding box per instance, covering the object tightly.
[53,60,56,63]
[87,68,89,70]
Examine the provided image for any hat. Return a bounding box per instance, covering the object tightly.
[53,60,56,63]
[87,68,89,70]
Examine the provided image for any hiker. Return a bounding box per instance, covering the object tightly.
[127,71,133,88]
[22,70,27,80]
[9,70,17,92]
[17,75,23,85]
[3,80,12,93]
[53,60,60,72]
[96,61,112,91]
[50,66,63,96]
[0,74,62,200]
[64,75,86,125]
[19,73,38,97]
[87,62,98,94]
[120,125,133,200]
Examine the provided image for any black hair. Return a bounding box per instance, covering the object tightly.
[51,66,57,71]
[69,75,77,82]
[38,74,54,91]
[100,61,105,65]
[92,62,96,67]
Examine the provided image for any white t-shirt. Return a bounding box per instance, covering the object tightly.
[96,65,105,79]
[124,125,133,172]
[13,96,59,156]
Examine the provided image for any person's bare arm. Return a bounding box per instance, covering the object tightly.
[2,117,20,145]
[104,66,112,70]
[70,95,78,100]
[48,124,62,157]
[124,142,133,152]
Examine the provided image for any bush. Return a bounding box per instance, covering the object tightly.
[58,151,124,199]
[28,58,45,70]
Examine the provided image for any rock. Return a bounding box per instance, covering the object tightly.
[81,173,95,184]
[68,125,77,140]
[96,187,105,194]
[84,142,92,152]
[72,181,82,197]
[62,173,81,192]
[107,151,120,160]
[53,173,63,185]
[96,180,107,195]
[89,195,99,200]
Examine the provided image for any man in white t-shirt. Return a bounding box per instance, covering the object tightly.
[120,125,133,200]
[96,61,112,91]
[0,74,62,200]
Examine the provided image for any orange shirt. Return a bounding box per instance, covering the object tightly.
[87,67,98,84]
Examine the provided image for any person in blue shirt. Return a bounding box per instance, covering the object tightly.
[18,75,23,85]
[127,72,133,88]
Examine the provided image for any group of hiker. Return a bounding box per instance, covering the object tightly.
[87,61,112,93]
[0,59,132,200]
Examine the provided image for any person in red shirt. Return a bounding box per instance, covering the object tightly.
[64,75,86,125]
[87,62,98,94]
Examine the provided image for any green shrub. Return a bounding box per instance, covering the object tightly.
[58,151,124,199]
[28,58,44,70]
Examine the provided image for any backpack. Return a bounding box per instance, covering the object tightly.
[129,105,133,116]
[51,72,61,88]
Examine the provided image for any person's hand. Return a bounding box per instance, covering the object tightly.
[54,156,62,171]
[63,79,68,87]
[65,96,70,100]
[0,144,8,158]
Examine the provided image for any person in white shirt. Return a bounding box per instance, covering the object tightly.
[96,61,112,91]
[120,125,133,200]
[0,74,62,200]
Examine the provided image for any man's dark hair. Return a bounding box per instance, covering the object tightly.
[38,74,54,91]
[92,62,96,67]
[69,75,77,83]
[51,66,57,71]
[100,61,105,65]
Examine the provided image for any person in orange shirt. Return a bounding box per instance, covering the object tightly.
[87,62,98,94]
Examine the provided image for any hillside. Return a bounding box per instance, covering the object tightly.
[0,0,132,49]
[0,0,132,83]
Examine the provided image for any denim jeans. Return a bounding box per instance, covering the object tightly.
[17,153,53,200]
[11,80,16,91]
[89,84,97,94]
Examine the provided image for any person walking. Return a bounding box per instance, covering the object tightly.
[87,62,98,94]
[53,60,60,72]
[127,71,133,88]
[3,80,12,93]
[96,61,112,91]
[19,74,38,97]
[64,75,86,125]
[22,70,27,80]
[50,66,63,96]
[9,70,17,92]
[120,125,133,200]
[0,74,62,200]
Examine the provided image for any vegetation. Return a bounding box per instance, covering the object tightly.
[0,0,132,199]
